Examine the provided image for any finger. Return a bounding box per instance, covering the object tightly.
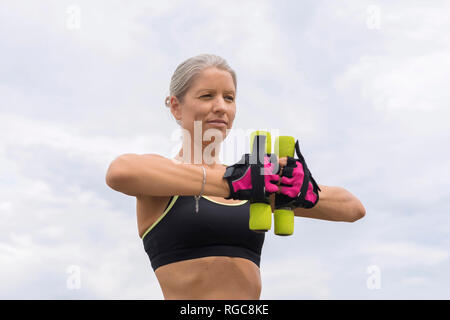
[266,173,280,184]
[280,185,300,198]
[280,175,296,185]
[265,182,279,193]
[279,157,288,167]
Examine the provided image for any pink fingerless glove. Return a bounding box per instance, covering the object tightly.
[223,154,280,200]
[277,140,321,209]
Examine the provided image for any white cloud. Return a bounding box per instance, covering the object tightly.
[363,241,448,269]
[0,112,167,168]
[1,0,450,299]
[332,2,450,137]
[261,256,332,299]
[334,53,450,121]
[0,111,165,298]
[401,276,431,287]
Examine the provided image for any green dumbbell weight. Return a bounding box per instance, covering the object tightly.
[248,130,273,233]
[274,136,296,236]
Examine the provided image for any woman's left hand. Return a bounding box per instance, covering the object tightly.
[273,140,321,209]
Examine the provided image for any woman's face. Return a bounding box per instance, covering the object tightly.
[170,67,236,142]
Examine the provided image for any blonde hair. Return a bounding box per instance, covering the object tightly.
[165,54,237,125]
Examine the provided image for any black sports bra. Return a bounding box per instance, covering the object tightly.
[142,195,265,271]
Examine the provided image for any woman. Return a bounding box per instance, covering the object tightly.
[105,54,366,300]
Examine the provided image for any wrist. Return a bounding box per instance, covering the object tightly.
[202,165,230,198]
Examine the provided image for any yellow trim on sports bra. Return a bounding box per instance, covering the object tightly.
[141,164,245,240]
[141,195,179,240]
[140,193,248,240]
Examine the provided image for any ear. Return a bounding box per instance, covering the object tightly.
[169,96,182,122]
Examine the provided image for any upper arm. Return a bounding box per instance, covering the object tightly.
[105,152,203,198]
[105,153,161,194]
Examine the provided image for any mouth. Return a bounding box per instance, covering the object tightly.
[206,119,228,127]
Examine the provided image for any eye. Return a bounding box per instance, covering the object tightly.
[200,94,234,101]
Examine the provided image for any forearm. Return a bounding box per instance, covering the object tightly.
[106,154,230,197]
[293,185,366,222]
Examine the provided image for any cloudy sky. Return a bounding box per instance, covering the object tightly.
[1,0,449,299]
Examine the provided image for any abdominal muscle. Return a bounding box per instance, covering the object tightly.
[154,255,262,300]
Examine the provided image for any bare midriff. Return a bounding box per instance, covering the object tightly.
[154,255,262,300]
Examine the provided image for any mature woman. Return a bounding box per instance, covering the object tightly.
[105,54,366,300]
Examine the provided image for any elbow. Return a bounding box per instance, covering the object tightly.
[105,154,136,191]
[348,205,366,222]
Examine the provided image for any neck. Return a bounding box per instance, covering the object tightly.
[175,139,222,168]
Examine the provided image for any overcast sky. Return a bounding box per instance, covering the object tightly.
[1,0,449,299]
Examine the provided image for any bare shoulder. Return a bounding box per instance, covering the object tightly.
[139,153,166,159]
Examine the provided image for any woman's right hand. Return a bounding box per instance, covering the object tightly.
[223,153,281,200]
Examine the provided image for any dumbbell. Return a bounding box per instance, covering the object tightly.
[248,130,274,233]
[273,135,297,236]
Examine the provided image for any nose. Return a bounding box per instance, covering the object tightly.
[212,96,227,113]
